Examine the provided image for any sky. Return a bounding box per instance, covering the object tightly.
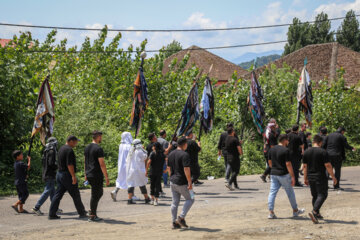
[1,0,360,62]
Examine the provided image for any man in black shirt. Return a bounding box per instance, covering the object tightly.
[299,123,308,150]
[185,131,202,185]
[49,136,87,219]
[168,137,194,229]
[267,134,304,219]
[303,135,337,224]
[225,127,243,190]
[323,127,355,190]
[217,123,234,183]
[12,150,31,214]
[261,122,278,182]
[287,125,304,187]
[85,131,109,222]
[33,137,59,215]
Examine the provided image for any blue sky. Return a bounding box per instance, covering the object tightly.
[1,0,359,62]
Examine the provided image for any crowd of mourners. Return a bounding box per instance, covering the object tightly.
[11,120,356,228]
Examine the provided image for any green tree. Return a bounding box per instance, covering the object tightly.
[309,12,334,44]
[336,10,360,52]
[163,40,182,58]
[284,18,312,55]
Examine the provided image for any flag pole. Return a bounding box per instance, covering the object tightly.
[28,60,56,157]
[297,57,307,125]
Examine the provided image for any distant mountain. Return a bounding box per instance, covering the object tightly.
[232,50,283,65]
[239,54,281,69]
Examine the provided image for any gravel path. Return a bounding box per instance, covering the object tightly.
[0,166,359,240]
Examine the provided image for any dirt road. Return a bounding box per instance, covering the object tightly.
[0,166,359,240]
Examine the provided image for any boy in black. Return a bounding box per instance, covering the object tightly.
[185,131,202,185]
[303,135,337,224]
[168,136,194,229]
[12,150,31,213]
[146,142,166,206]
[225,127,243,190]
[85,131,109,222]
[49,135,87,219]
[287,125,304,187]
[217,123,234,183]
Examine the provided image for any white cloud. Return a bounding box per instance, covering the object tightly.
[314,0,360,17]
[0,21,33,39]
[183,12,227,28]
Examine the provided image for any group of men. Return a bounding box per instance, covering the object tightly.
[12,131,109,222]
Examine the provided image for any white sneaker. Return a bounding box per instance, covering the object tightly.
[150,200,154,205]
[293,208,305,217]
[268,213,277,219]
[154,200,159,206]
[110,191,117,202]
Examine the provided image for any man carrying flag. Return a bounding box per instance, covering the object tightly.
[130,52,148,137]
[296,60,313,127]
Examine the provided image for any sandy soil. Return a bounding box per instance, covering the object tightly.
[0,166,359,240]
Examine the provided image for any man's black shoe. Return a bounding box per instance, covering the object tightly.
[177,216,189,228]
[48,215,61,220]
[145,198,151,204]
[295,183,304,187]
[260,175,267,183]
[127,199,136,205]
[172,222,181,229]
[79,214,88,219]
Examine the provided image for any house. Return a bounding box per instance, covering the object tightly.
[162,45,248,86]
[248,42,360,89]
[0,39,11,47]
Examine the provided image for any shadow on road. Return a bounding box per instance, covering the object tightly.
[181,226,222,232]
[195,192,220,196]
[103,219,136,225]
[323,219,358,225]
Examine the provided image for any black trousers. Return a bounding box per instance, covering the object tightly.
[263,154,271,176]
[330,155,343,188]
[309,179,328,213]
[16,183,29,204]
[87,176,104,216]
[228,156,240,187]
[290,154,301,184]
[49,171,86,217]
[150,175,162,198]
[128,185,148,194]
[191,164,201,182]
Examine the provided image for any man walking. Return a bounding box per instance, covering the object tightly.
[85,131,110,222]
[49,136,87,219]
[267,134,304,219]
[260,121,278,182]
[217,123,233,183]
[303,135,337,224]
[323,127,355,190]
[158,130,170,188]
[299,123,308,150]
[287,125,304,187]
[185,131,202,185]
[225,127,243,190]
[32,137,60,215]
[168,137,194,229]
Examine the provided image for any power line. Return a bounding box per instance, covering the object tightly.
[11,40,287,54]
[0,15,358,32]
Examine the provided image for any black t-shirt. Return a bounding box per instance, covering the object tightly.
[14,161,27,185]
[42,149,57,181]
[84,143,105,178]
[268,145,291,176]
[217,132,228,152]
[287,132,303,156]
[186,139,201,166]
[299,131,308,150]
[323,132,353,158]
[264,131,278,154]
[168,149,191,185]
[149,151,165,176]
[58,145,77,173]
[146,143,154,157]
[225,136,240,159]
[303,147,329,181]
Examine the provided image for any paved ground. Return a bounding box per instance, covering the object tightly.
[0,166,359,240]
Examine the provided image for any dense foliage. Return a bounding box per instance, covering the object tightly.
[284,10,360,55]
[1,28,359,195]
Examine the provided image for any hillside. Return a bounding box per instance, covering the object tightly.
[239,54,281,69]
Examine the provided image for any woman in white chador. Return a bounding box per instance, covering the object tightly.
[125,139,151,204]
[111,132,133,201]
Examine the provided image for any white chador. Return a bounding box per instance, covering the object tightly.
[115,132,133,189]
[126,139,148,188]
